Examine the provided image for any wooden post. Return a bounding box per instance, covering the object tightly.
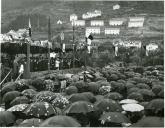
[73,21,75,68]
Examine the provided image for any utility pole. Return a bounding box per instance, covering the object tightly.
[72,20,75,68]
[48,16,51,73]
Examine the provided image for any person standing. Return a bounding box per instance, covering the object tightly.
[60,79,66,93]
[55,58,60,70]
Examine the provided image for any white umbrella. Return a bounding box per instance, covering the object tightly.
[122,103,144,112]
[119,99,138,104]
[7,104,28,112]
[0,107,5,111]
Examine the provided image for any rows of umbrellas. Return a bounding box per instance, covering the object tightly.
[0,64,164,127]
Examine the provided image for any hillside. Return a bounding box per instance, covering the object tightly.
[1,1,164,42]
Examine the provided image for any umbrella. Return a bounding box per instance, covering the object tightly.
[65,86,78,95]
[158,90,164,98]
[95,95,104,101]
[138,89,155,101]
[135,83,150,90]
[95,99,123,112]
[40,115,81,127]
[19,118,43,127]
[21,89,37,99]
[51,95,69,109]
[7,104,29,112]
[10,96,30,106]
[104,92,123,101]
[0,107,5,111]
[23,102,58,119]
[119,99,138,104]
[3,91,21,104]
[33,91,56,103]
[64,101,96,114]
[122,103,144,112]
[87,82,100,94]
[0,111,16,126]
[145,99,164,116]
[152,85,163,96]
[68,93,94,103]
[139,102,149,108]
[131,116,164,127]
[127,92,144,102]
[99,112,131,125]
[14,79,30,91]
[127,87,140,94]
[1,82,17,96]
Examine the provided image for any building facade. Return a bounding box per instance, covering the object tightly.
[70,14,78,21]
[109,20,123,26]
[86,27,100,34]
[129,17,145,22]
[128,21,144,28]
[72,20,85,26]
[105,28,120,35]
[91,20,104,26]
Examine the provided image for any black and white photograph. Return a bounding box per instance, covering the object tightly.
[0,0,164,127]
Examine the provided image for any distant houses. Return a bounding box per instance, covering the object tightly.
[86,27,100,34]
[82,10,101,19]
[91,20,104,26]
[113,4,120,10]
[109,18,124,26]
[105,28,120,35]
[128,17,144,28]
[72,20,85,26]
[70,14,78,21]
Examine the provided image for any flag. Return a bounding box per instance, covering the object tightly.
[115,46,118,56]
[28,18,32,37]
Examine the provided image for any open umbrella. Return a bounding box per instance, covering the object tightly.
[40,115,81,127]
[95,99,123,112]
[138,89,155,101]
[23,102,58,119]
[33,91,56,103]
[104,92,123,101]
[158,90,164,98]
[65,86,78,95]
[0,111,16,126]
[99,112,131,125]
[131,116,164,127]
[1,82,17,96]
[145,99,164,116]
[135,83,150,90]
[10,96,30,106]
[152,85,163,96]
[119,99,138,104]
[14,79,30,91]
[127,92,144,102]
[122,103,144,112]
[87,82,100,94]
[0,107,5,111]
[127,87,140,94]
[7,104,29,112]
[95,95,104,101]
[19,118,43,127]
[64,101,96,114]
[21,89,37,99]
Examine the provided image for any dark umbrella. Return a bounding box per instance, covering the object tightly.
[65,86,78,95]
[40,115,81,127]
[127,92,144,102]
[131,116,164,127]
[94,99,123,112]
[19,118,43,127]
[21,89,37,99]
[138,89,155,101]
[64,101,96,114]
[10,96,30,106]
[0,111,16,126]
[3,91,21,109]
[68,93,92,103]
[87,82,100,94]
[158,90,164,98]
[135,83,150,90]
[23,102,58,119]
[127,87,140,95]
[1,82,17,96]
[99,112,131,126]
[104,92,123,101]
[152,85,163,96]
[14,79,30,91]
[95,95,104,102]
[145,99,164,117]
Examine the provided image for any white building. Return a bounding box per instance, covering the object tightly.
[72,20,85,26]
[82,10,101,19]
[123,40,142,48]
[105,28,120,35]
[129,17,145,22]
[70,14,78,21]
[109,19,124,26]
[146,43,158,51]
[86,27,100,34]
[91,20,104,26]
[128,21,144,28]
[113,4,120,10]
